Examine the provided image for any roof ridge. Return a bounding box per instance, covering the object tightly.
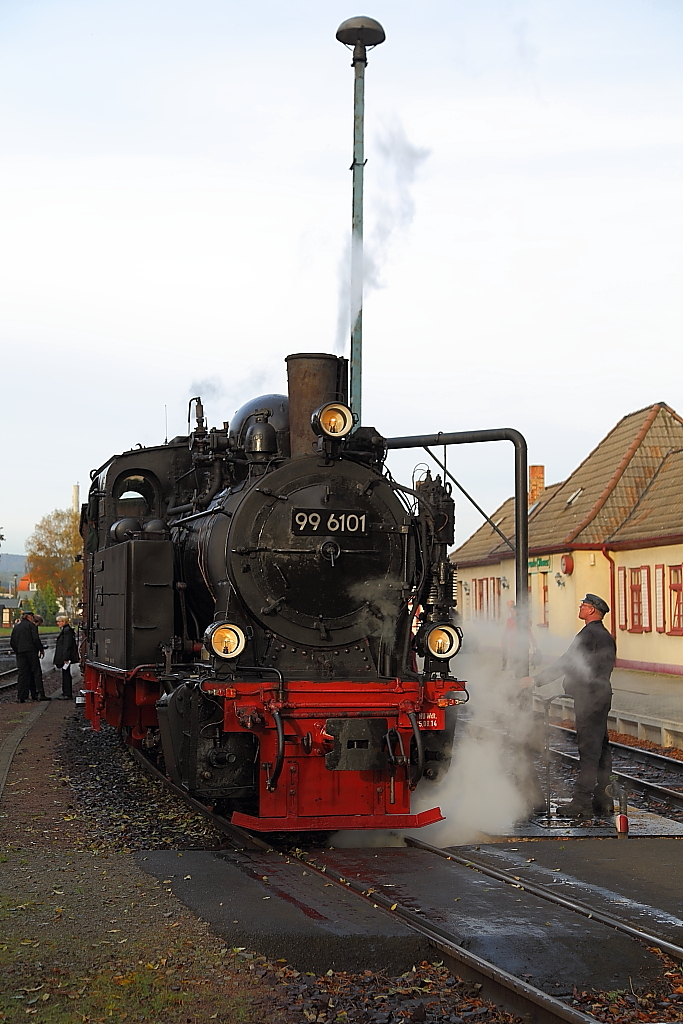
[532,405,657,509]
[606,445,683,543]
[563,403,664,544]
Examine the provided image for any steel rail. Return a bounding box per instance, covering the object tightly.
[468,718,683,808]
[405,836,683,963]
[292,852,596,1024]
[552,746,683,811]
[128,748,594,1023]
[549,722,683,774]
[0,641,59,690]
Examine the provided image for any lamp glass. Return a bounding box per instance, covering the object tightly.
[209,624,246,659]
[426,624,460,659]
[317,403,353,438]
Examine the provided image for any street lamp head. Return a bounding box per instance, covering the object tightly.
[336,16,386,48]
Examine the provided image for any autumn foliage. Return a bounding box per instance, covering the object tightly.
[26,508,81,601]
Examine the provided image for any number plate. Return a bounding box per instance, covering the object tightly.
[417,710,445,730]
[292,509,369,535]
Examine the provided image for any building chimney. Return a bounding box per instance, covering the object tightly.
[529,465,544,507]
[72,484,80,514]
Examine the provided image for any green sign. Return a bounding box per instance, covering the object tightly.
[528,556,551,573]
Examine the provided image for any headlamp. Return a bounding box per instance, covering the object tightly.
[204,622,246,660]
[311,402,353,439]
[425,624,462,660]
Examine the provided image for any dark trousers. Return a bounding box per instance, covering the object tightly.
[572,687,612,801]
[16,652,44,701]
[61,665,73,698]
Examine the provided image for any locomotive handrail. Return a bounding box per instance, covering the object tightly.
[266,707,285,792]
[407,710,425,790]
[385,427,529,677]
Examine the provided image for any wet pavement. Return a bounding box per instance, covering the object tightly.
[138,839,677,997]
[137,848,430,975]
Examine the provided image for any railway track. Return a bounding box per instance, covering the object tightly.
[548,723,683,814]
[128,747,683,1024]
[5,702,683,1021]
[0,630,58,657]
[0,638,58,693]
[464,715,683,820]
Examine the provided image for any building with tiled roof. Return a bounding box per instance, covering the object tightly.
[452,402,683,676]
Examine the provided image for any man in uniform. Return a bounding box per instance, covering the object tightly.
[524,594,615,818]
[10,611,48,703]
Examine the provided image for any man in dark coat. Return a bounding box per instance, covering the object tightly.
[54,615,79,700]
[10,611,48,703]
[526,593,616,818]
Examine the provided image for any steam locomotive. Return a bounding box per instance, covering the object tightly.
[81,353,467,831]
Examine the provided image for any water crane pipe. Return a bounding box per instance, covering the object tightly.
[336,17,386,422]
[385,427,529,676]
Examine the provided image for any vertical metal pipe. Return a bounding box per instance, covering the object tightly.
[350,42,366,421]
[337,18,385,421]
[513,438,529,677]
[385,427,529,676]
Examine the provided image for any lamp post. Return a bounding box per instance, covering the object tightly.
[336,16,385,422]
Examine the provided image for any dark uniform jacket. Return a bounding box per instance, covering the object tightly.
[54,624,79,668]
[10,618,44,656]
[533,620,616,698]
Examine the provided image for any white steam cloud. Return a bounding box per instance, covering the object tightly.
[332,618,557,850]
[335,119,430,353]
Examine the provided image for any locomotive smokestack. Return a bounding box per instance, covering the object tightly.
[336,16,386,422]
[286,353,348,457]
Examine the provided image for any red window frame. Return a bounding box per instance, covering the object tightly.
[629,568,643,632]
[668,565,683,635]
[538,571,549,628]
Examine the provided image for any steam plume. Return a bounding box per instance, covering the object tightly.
[335,119,430,352]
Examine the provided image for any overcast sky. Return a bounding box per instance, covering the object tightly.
[2,0,683,555]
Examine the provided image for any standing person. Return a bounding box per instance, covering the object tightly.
[10,611,48,703]
[54,615,79,700]
[523,594,615,818]
[30,615,47,699]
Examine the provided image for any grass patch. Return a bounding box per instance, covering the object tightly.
[0,626,57,636]
[0,950,258,1022]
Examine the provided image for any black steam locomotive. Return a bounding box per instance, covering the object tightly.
[81,353,466,831]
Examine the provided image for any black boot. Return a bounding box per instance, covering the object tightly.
[563,798,593,819]
[592,789,613,817]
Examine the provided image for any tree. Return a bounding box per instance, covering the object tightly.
[26,509,81,606]
[34,582,60,626]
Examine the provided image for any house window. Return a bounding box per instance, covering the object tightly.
[629,569,642,631]
[668,566,683,635]
[490,577,501,618]
[473,578,487,616]
[472,577,503,619]
[627,566,651,633]
[541,572,549,627]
